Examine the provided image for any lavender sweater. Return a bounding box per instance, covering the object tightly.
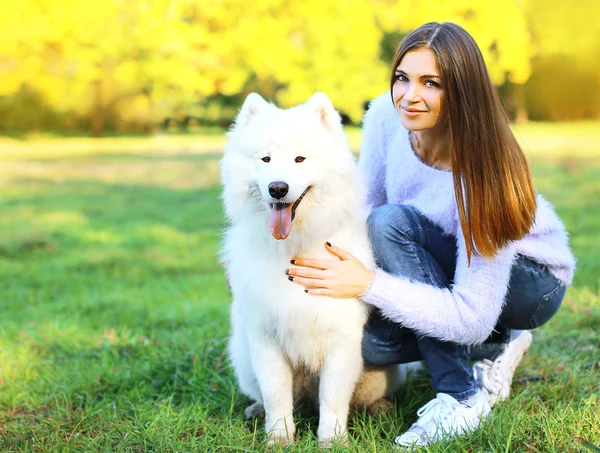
[358,94,576,345]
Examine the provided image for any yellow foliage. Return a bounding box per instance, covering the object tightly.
[527,0,600,58]
[373,0,534,84]
[0,0,596,129]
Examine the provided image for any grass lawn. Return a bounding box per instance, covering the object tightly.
[0,122,599,452]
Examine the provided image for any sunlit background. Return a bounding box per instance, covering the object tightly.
[0,2,599,450]
[1,0,599,137]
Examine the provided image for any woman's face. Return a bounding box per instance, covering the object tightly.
[392,48,445,131]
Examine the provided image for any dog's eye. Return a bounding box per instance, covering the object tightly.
[261,156,271,163]
[295,156,306,163]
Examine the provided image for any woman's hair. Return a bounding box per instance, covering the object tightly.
[390,22,537,263]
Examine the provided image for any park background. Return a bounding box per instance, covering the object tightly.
[0,0,599,451]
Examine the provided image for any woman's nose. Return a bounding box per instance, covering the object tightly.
[404,82,421,102]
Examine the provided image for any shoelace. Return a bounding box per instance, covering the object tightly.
[477,359,504,393]
[414,396,456,428]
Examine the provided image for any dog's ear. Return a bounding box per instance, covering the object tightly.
[306,92,342,133]
[233,93,269,129]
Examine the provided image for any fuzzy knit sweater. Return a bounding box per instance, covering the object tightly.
[358,93,576,345]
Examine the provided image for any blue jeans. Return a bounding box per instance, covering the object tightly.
[362,204,566,400]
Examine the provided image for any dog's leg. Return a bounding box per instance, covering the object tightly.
[316,347,362,447]
[250,339,295,446]
[230,324,263,403]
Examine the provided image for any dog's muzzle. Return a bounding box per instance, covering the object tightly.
[269,186,311,240]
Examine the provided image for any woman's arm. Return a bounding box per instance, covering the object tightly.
[361,229,516,345]
[288,234,515,345]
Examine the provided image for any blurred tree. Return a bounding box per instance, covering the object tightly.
[526,0,600,59]
[0,0,597,134]
[0,0,388,133]
[523,0,600,120]
[1,0,218,135]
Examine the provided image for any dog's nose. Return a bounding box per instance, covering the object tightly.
[268,181,289,199]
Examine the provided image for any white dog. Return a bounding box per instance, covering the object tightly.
[220,93,403,447]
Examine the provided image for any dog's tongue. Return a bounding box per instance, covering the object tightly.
[269,204,293,240]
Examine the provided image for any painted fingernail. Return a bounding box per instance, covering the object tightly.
[285,269,290,275]
[290,259,296,265]
[326,241,332,247]
[288,276,294,281]
[304,289,308,293]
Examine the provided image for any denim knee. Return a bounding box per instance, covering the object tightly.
[362,333,395,367]
[367,204,418,247]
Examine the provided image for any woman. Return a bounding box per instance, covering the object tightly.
[286,22,575,448]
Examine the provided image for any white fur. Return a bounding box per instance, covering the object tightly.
[221,93,399,446]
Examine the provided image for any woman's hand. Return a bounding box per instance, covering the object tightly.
[286,242,375,298]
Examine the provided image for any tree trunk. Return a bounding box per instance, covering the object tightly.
[513,83,529,124]
[91,80,104,137]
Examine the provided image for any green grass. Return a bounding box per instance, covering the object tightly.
[0,123,599,452]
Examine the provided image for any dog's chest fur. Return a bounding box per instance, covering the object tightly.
[227,226,370,371]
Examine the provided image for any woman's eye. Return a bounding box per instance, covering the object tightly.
[395,74,408,82]
[261,156,271,163]
[425,80,440,88]
[295,156,306,163]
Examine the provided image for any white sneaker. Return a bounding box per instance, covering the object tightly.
[394,391,491,449]
[473,329,533,407]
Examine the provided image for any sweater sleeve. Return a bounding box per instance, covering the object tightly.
[360,225,517,345]
[358,96,389,210]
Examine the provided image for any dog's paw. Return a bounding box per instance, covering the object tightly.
[367,397,393,415]
[318,434,349,449]
[267,433,295,447]
[244,402,265,420]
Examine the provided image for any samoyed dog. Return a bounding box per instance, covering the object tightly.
[220,93,403,447]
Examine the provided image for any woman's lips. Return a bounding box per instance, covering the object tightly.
[401,107,427,117]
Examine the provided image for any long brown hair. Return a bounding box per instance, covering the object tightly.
[390,22,537,263]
